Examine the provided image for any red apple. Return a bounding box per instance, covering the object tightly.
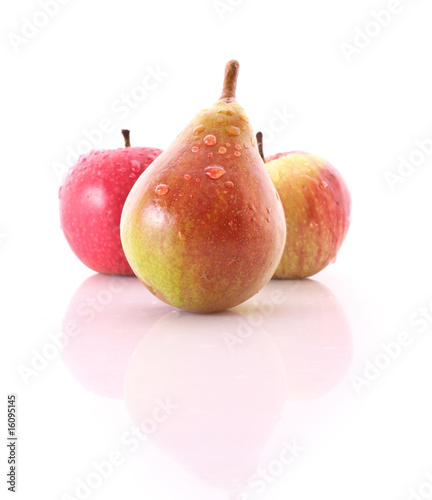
[59,130,162,275]
[257,133,351,279]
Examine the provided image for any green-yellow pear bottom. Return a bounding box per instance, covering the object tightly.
[265,152,351,279]
[121,101,286,313]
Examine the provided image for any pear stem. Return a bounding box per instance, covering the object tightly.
[219,60,239,102]
[256,131,265,162]
[121,129,131,147]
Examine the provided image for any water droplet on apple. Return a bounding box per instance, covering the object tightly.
[191,146,200,153]
[228,221,234,227]
[196,178,201,183]
[244,143,250,149]
[226,126,240,136]
[319,181,328,190]
[178,231,186,241]
[184,174,191,181]
[155,184,170,195]
[216,118,223,123]
[234,151,241,157]
[204,165,226,179]
[251,137,257,146]
[218,147,227,155]
[203,134,217,146]
[225,181,234,188]
[226,143,231,148]
[130,160,141,172]
[266,217,271,223]
[248,202,257,212]
[240,114,249,123]
[208,152,214,158]
[118,167,128,172]
[309,221,319,229]
[129,173,136,179]
[235,144,242,150]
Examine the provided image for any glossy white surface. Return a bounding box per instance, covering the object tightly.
[2,1,432,499]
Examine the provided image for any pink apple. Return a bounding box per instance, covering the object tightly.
[257,133,351,279]
[59,130,162,275]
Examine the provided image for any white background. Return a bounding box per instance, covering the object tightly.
[2,0,432,499]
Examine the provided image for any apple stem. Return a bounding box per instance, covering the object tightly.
[219,60,239,102]
[256,132,265,162]
[122,129,131,147]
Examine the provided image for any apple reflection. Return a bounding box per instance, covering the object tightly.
[61,273,174,398]
[124,279,353,496]
[236,279,353,399]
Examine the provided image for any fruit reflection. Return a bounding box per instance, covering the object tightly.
[123,279,352,496]
[124,310,288,495]
[63,275,353,497]
[236,279,353,399]
[62,273,173,398]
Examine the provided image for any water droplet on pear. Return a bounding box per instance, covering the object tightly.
[155,184,170,195]
[193,125,205,135]
[204,165,226,179]
[203,135,217,146]
[226,126,240,136]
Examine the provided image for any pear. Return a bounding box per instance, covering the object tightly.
[121,61,286,313]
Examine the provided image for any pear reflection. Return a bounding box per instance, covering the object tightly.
[124,310,287,495]
[62,274,173,398]
[124,279,352,495]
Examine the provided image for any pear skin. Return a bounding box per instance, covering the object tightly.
[121,61,286,313]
